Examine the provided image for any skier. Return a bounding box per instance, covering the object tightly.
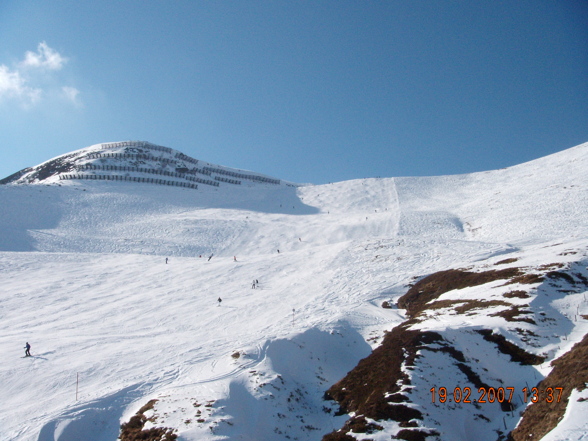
[217,297,222,306]
[234,256,237,262]
[165,257,168,264]
[252,280,256,289]
[24,342,31,357]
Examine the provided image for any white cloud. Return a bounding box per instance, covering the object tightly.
[20,42,67,70]
[0,64,42,106]
[62,86,81,106]
[0,43,80,108]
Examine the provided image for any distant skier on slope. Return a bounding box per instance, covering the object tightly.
[24,342,31,357]
[217,297,222,306]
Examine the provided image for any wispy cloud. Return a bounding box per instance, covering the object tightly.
[62,86,81,107]
[20,42,67,71]
[0,42,79,108]
[0,65,42,106]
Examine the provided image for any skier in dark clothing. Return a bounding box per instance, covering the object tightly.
[218,297,222,306]
[24,342,31,357]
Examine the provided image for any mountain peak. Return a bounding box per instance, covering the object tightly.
[1,141,294,189]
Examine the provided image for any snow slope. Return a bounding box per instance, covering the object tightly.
[0,141,587,441]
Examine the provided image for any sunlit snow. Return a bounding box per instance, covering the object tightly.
[1,141,587,441]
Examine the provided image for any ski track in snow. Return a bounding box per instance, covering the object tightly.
[1,142,587,440]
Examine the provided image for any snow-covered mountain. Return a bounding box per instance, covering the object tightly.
[0,141,587,441]
[0,141,290,188]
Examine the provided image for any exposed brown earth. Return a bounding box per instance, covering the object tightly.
[503,290,530,299]
[395,428,441,441]
[508,332,588,440]
[323,262,574,440]
[397,268,522,318]
[496,258,519,265]
[119,399,177,441]
[504,273,544,286]
[491,306,536,325]
[477,329,545,365]
[425,299,512,315]
[322,321,437,439]
[321,318,507,440]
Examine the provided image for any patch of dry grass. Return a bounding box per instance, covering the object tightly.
[322,431,356,441]
[496,258,519,265]
[508,332,588,440]
[425,299,511,315]
[503,290,530,299]
[537,263,565,271]
[455,300,511,314]
[503,273,544,285]
[322,322,437,439]
[477,330,545,365]
[398,268,522,317]
[395,429,440,441]
[119,399,178,441]
[491,306,536,324]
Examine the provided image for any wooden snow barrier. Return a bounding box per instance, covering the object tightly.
[86,152,179,165]
[174,152,199,165]
[59,173,198,189]
[75,165,219,187]
[214,176,241,185]
[202,166,280,184]
[100,141,173,154]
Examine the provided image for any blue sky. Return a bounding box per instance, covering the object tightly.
[1,1,587,184]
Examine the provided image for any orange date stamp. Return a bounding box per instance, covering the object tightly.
[430,386,563,404]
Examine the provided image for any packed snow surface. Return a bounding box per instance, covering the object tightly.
[0,142,587,440]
